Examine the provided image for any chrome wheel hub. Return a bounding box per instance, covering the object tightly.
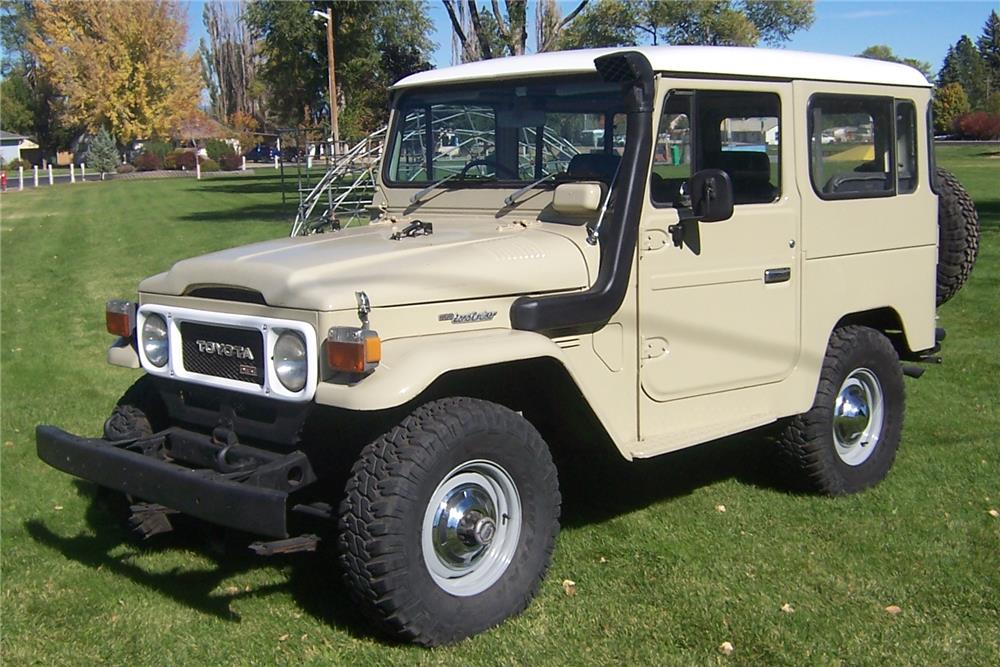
[832,368,884,466]
[421,460,521,596]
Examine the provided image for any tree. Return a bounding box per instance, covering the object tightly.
[978,10,1000,98]
[246,0,433,135]
[201,1,264,123]
[1,1,73,153]
[937,35,988,109]
[933,82,971,134]
[86,127,119,177]
[560,0,814,50]
[0,74,35,134]
[857,45,932,81]
[444,0,588,60]
[29,0,201,142]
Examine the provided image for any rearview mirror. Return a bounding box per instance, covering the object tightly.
[688,169,734,223]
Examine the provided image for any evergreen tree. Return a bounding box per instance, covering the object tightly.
[978,10,1000,98]
[86,127,119,178]
[932,82,971,134]
[937,35,988,109]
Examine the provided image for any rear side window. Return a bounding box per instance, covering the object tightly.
[809,95,894,199]
[895,100,918,194]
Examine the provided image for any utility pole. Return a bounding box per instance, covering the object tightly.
[314,9,340,155]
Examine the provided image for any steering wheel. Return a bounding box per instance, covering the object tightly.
[458,157,518,180]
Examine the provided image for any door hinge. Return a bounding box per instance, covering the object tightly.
[641,229,668,252]
[641,337,668,360]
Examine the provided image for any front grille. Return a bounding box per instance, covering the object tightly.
[180,321,265,386]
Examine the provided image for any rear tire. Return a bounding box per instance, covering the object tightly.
[776,326,904,495]
[935,167,979,306]
[337,397,560,646]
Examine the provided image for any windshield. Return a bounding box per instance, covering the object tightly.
[386,76,628,186]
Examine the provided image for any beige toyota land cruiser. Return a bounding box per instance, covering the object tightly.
[37,46,980,646]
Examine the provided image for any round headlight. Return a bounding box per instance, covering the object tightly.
[142,313,169,368]
[273,330,307,392]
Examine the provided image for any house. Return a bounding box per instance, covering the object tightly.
[0,130,39,165]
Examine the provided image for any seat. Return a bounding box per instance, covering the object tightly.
[704,151,777,204]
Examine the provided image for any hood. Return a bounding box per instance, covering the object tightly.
[139,222,590,311]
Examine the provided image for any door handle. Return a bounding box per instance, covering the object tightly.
[764,267,791,284]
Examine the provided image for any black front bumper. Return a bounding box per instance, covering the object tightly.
[36,425,316,538]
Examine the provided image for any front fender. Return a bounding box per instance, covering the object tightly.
[313,329,567,411]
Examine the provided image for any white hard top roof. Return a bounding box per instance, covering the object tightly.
[394,45,930,90]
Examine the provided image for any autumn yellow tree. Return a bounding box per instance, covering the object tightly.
[29,0,201,141]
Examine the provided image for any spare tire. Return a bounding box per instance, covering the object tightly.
[935,167,980,306]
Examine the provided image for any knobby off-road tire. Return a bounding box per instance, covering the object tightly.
[776,326,905,495]
[935,167,980,306]
[103,375,167,441]
[338,397,560,646]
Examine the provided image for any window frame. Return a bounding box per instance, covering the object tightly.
[807,93,897,201]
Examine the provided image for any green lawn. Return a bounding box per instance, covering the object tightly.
[2,147,998,665]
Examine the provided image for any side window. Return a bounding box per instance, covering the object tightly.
[809,95,894,199]
[651,90,781,207]
[895,100,918,194]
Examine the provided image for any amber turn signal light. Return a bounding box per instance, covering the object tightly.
[106,300,136,337]
[326,327,381,374]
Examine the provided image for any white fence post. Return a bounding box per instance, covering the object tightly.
[81,163,86,180]
[33,166,39,187]
[196,158,201,180]
[47,164,54,185]
[18,166,24,190]
[241,155,246,171]
[70,163,76,183]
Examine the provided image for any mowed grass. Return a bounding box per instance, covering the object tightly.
[2,149,998,665]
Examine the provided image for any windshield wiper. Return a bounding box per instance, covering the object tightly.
[410,172,461,204]
[503,172,561,206]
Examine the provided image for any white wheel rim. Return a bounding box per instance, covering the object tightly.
[421,459,521,597]
[832,368,884,466]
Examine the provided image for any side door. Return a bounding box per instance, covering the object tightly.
[638,81,800,431]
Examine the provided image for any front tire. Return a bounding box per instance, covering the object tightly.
[337,397,560,645]
[776,326,904,495]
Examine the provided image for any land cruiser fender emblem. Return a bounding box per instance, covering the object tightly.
[438,311,497,324]
[195,339,255,360]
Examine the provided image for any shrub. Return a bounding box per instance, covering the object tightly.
[204,138,235,160]
[199,157,220,173]
[86,127,119,174]
[954,112,1000,139]
[116,163,136,174]
[166,150,197,170]
[4,158,31,171]
[219,155,242,171]
[133,152,162,172]
[141,140,172,159]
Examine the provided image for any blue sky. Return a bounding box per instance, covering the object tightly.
[185,0,996,79]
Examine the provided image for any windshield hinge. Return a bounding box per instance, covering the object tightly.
[390,220,433,241]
